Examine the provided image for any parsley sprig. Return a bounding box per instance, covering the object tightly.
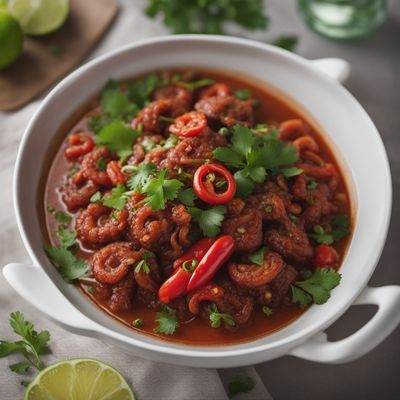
[208,304,235,328]
[213,125,301,197]
[188,206,227,237]
[308,215,350,245]
[154,305,179,335]
[0,312,50,377]
[291,268,341,308]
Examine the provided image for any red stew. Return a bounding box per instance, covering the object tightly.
[43,69,352,345]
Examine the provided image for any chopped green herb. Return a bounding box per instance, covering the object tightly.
[291,268,341,308]
[289,214,299,223]
[90,191,101,203]
[228,375,256,399]
[265,205,273,213]
[218,127,230,136]
[127,162,156,192]
[159,115,176,123]
[160,134,179,149]
[249,246,266,266]
[47,205,55,214]
[67,163,80,178]
[262,306,273,316]
[0,311,50,375]
[97,157,107,171]
[95,121,139,161]
[209,304,235,329]
[181,259,198,273]
[132,319,143,327]
[309,224,334,245]
[145,0,268,34]
[135,251,155,274]
[88,114,110,134]
[141,138,156,153]
[178,188,197,206]
[331,214,350,241]
[183,78,215,90]
[234,88,251,100]
[154,305,179,335]
[128,74,168,108]
[188,206,227,237]
[56,226,76,249]
[53,211,71,225]
[280,166,303,178]
[102,184,129,210]
[272,35,298,52]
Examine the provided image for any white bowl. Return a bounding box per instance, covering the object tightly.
[3,35,400,368]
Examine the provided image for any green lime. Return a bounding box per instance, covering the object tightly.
[25,358,136,400]
[0,10,23,70]
[8,0,69,36]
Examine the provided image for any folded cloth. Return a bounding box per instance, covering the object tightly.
[0,1,272,399]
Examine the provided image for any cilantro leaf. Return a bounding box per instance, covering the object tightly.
[188,206,226,237]
[53,211,71,225]
[307,180,318,190]
[262,306,273,316]
[233,170,254,198]
[128,74,167,108]
[154,305,179,335]
[249,246,266,266]
[56,226,76,249]
[308,225,334,245]
[246,166,266,183]
[209,304,235,329]
[45,246,88,282]
[280,166,303,178]
[101,80,139,121]
[228,375,256,399]
[1,311,51,373]
[102,184,129,210]
[291,268,341,307]
[142,169,183,211]
[88,114,110,134]
[95,121,139,160]
[231,124,256,157]
[134,251,155,274]
[256,138,299,170]
[145,0,268,34]
[126,162,156,192]
[234,88,251,100]
[331,214,350,241]
[178,188,197,206]
[213,147,244,168]
[90,191,101,203]
[183,78,214,90]
[272,35,298,52]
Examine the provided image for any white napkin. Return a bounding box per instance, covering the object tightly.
[0,0,273,399]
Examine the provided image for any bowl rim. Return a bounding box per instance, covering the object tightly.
[13,34,392,358]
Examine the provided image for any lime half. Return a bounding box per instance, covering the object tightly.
[8,0,69,35]
[25,358,135,400]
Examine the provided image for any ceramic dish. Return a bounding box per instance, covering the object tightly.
[3,35,400,368]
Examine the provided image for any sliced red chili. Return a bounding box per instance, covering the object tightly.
[169,111,207,138]
[186,235,235,292]
[313,244,339,269]
[173,238,214,271]
[106,161,126,186]
[65,133,95,159]
[158,267,191,304]
[193,163,236,205]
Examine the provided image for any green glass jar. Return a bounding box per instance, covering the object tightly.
[298,0,387,40]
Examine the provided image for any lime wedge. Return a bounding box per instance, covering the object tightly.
[25,358,136,400]
[8,0,69,35]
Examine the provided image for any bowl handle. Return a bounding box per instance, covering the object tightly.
[3,263,100,335]
[289,285,400,363]
[310,58,350,84]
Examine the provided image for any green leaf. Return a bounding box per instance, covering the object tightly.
[232,125,257,157]
[134,259,150,274]
[307,180,318,190]
[331,214,350,241]
[142,169,183,211]
[53,211,71,225]
[10,361,31,374]
[90,191,101,203]
[209,304,235,329]
[178,188,197,206]
[154,305,179,335]
[228,375,256,399]
[308,225,334,245]
[234,170,255,198]
[45,246,88,282]
[292,268,341,307]
[126,162,156,192]
[257,139,299,170]
[234,88,251,100]
[0,341,26,358]
[249,246,265,266]
[183,78,214,90]
[272,35,298,52]
[246,166,266,183]
[88,114,110,134]
[128,74,168,108]
[95,121,139,161]
[56,226,76,249]
[102,184,129,210]
[188,206,226,237]
[280,167,303,178]
[262,306,273,316]
[213,147,244,168]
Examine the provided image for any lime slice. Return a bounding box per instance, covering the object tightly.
[8,0,69,35]
[25,358,136,400]
[0,10,23,70]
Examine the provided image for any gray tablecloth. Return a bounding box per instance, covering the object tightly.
[1,0,399,399]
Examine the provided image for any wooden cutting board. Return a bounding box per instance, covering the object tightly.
[0,0,119,111]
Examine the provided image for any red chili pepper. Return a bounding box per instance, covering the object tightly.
[193,163,236,205]
[313,244,339,268]
[159,238,214,303]
[173,238,214,271]
[65,133,95,159]
[169,111,207,138]
[186,235,234,292]
[106,161,126,186]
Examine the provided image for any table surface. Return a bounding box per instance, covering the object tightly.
[0,1,399,399]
